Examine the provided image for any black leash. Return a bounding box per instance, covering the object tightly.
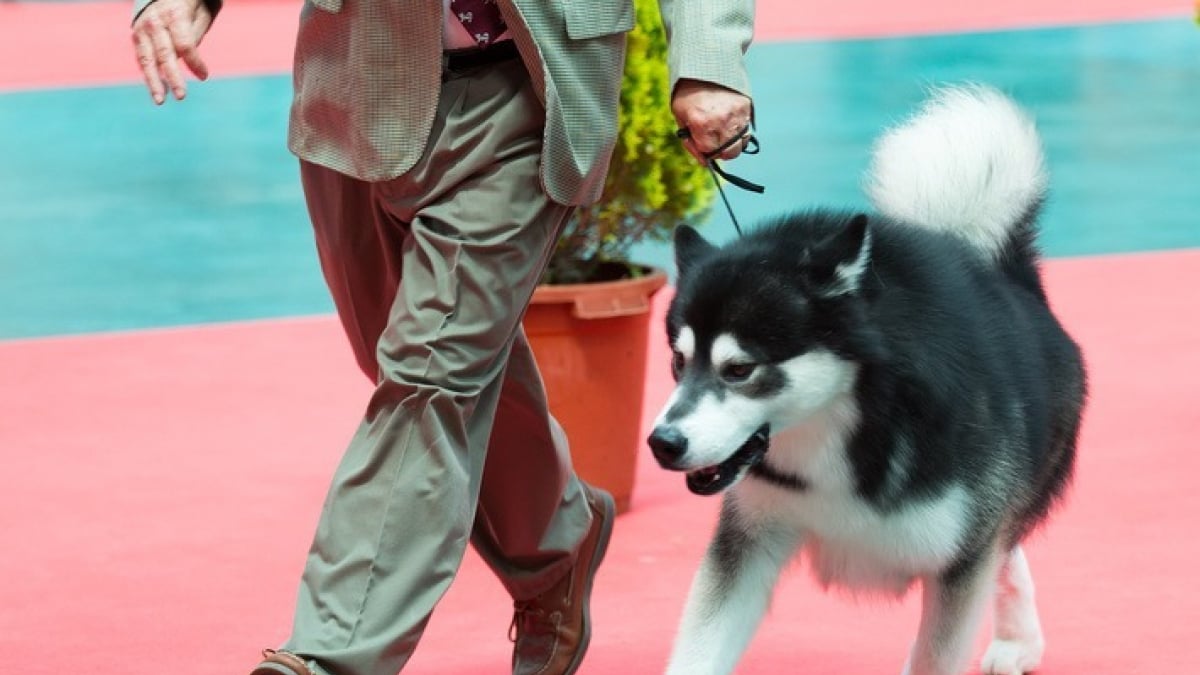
[676,122,764,237]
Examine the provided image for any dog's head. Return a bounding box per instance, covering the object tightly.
[648,214,878,495]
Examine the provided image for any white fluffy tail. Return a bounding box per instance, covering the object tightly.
[866,85,1047,260]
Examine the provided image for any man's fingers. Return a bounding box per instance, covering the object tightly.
[132,0,217,105]
[681,139,706,164]
[678,125,723,159]
[165,11,208,80]
[684,122,750,161]
[132,30,166,104]
[148,16,188,100]
[718,127,752,161]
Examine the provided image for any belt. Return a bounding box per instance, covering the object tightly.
[443,40,520,74]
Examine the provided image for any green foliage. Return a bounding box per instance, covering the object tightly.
[544,0,716,284]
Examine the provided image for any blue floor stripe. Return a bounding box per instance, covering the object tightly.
[1,19,1197,339]
[0,78,328,339]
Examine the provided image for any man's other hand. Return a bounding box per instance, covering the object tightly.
[131,0,213,104]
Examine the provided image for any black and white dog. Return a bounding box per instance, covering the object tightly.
[648,86,1086,675]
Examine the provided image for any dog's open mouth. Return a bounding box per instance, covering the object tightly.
[685,424,771,496]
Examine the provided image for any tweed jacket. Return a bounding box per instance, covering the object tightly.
[135,0,754,206]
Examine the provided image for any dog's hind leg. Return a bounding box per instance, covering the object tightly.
[665,500,801,675]
[902,550,999,675]
[980,546,1045,675]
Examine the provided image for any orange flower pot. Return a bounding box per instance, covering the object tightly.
[523,270,668,514]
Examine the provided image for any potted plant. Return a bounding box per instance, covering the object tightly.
[522,0,716,513]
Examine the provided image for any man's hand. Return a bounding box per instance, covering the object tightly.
[671,79,754,163]
[131,0,214,104]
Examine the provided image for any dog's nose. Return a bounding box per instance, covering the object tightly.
[648,426,688,466]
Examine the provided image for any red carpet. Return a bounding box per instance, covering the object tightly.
[1,249,1197,673]
[0,0,1187,91]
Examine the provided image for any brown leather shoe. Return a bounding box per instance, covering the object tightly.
[250,649,314,675]
[510,484,616,675]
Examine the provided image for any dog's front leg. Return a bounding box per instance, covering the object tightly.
[665,498,801,675]
[902,550,1000,675]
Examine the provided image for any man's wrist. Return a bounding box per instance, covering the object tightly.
[132,0,222,25]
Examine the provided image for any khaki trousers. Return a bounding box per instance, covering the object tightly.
[284,58,593,675]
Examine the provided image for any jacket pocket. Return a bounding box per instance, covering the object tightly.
[563,0,634,39]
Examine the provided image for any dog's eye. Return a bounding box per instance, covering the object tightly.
[721,363,755,383]
[671,351,687,376]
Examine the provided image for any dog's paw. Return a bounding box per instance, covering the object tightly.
[980,637,1044,675]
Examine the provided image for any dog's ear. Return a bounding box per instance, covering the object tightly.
[674,225,716,278]
[807,213,872,297]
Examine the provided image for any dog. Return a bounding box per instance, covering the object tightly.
[647,86,1087,675]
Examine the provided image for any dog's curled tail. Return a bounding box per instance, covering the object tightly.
[865,85,1047,261]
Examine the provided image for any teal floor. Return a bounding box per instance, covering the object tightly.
[1,18,1197,340]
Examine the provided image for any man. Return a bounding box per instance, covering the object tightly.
[130,1,755,673]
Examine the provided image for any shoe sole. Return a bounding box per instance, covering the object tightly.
[562,488,616,675]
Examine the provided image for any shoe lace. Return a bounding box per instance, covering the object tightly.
[508,600,547,642]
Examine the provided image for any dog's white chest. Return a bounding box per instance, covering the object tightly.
[736,433,971,594]
[801,486,970,594]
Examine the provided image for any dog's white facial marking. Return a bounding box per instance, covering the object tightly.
[773,349,859,427]
[710,333,751,369]
[675,325,696,361]
[667,390,763,470]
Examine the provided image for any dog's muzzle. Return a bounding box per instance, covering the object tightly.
[648,424,771,496]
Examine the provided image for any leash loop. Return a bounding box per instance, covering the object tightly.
[675,122,765,238]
